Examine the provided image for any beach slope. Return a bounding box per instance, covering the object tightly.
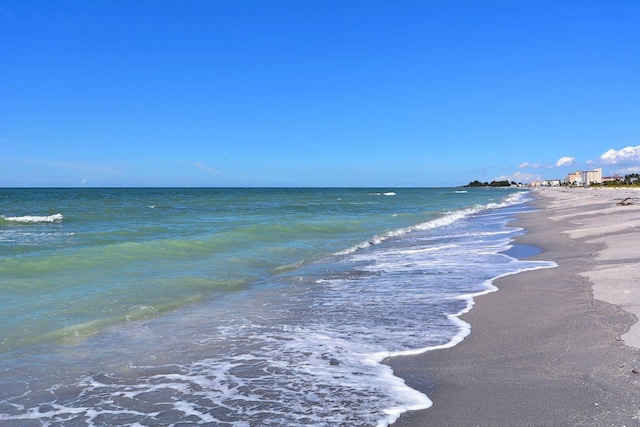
[389,188,640,426]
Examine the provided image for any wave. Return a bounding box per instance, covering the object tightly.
[1,213,64,224]
[335,192,529,255]
[381,262,556,362]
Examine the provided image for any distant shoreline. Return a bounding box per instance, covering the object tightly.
[388,187,640,426]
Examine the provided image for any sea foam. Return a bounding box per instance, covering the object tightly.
[0,188,553,426]
[335,191,529,256]
[2,213,64,223]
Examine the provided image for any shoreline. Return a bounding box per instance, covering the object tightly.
[388,187,640,426]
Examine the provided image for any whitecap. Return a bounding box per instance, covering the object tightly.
[334,191,531,256]
[2,213,64,223]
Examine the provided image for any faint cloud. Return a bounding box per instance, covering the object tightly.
[521,159,572,170]
[0,6,18,24]
[618,166,640,174]
[8,157,120,174]
[180,161,223,175]
[599,146,640,165]
[555,156,575,167]
[494,171,541,183]
[519,162,545,169]
[471,166,490,174]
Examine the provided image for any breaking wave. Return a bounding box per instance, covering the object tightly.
[335,192,528,255]
[1,213,64,224]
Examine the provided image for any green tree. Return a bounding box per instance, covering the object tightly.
[624,174,640,185]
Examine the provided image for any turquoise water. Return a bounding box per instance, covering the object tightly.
[0,187,555,425]
[0,188,490,350]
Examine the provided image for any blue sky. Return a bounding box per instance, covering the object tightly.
[2,1,640,187]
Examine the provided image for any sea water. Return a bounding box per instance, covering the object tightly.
[0,188,554,426]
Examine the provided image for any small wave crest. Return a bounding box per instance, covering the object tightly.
[1,213,64,224]
[335,191,530,256]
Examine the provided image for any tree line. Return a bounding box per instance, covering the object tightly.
[464,180,518,188]
[603,173,640,186]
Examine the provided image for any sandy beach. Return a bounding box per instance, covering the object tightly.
[389,187,640,426]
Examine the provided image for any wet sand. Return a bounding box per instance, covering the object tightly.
[389,187,640,426]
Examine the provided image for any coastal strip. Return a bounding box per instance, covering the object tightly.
[388,187,640,426]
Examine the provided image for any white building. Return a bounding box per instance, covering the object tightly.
[564,168,602,186]
[584,168,603,185]
[530,180,561,187]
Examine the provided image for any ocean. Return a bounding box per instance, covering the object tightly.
[0,187,554,426]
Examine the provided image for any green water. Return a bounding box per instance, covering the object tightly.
[0,187,518,351]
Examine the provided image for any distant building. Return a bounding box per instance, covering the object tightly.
[530,180,560,187]
[603,174,622,183]
[530,168,604,187]
[584,168,603,185]
[564,168,602,186]
[566,171,582,186]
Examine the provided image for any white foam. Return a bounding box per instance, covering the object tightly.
[335,195,520,256]
[383,263,557,361]
[2,213,64,223]
[0,189,556,426]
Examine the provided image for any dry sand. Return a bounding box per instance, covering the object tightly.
[388,187,640,426]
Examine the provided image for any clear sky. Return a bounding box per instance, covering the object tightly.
[2,1,640,187]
